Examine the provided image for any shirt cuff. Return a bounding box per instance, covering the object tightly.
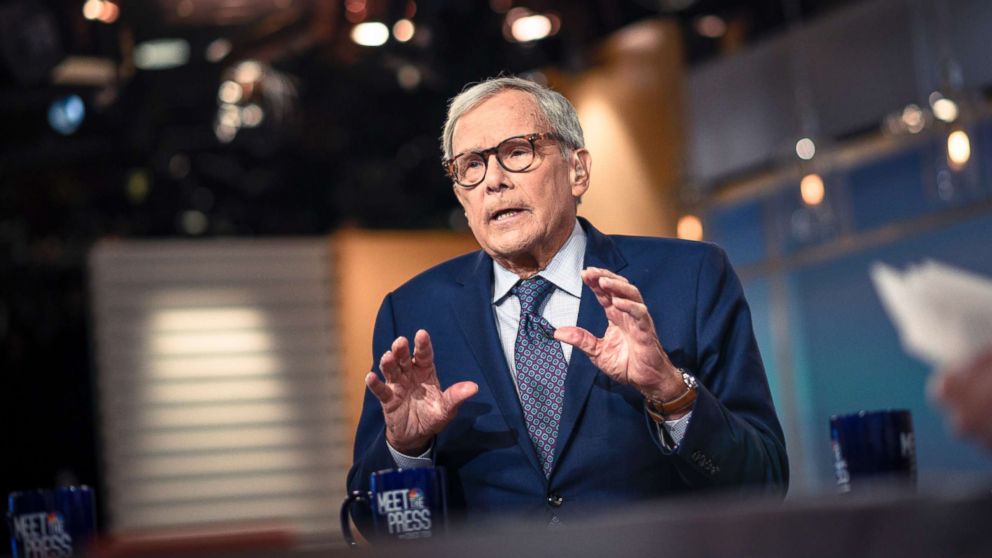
[386,438,435,468]
[655,411,693,450]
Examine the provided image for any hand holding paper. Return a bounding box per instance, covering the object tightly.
[870,260,992,368]
[872,260,992,450]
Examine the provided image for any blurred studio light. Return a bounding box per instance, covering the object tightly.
[397,64,421,90]
[345,0,367,23]
[206,38,232,63]
[218,80,243,104]
[694,15,726,38]
[351,22,389,46]
[215,123,237,143]
[83,0,119,24]
[134,39,191,70]
[213,60,296,143]
[795,137,816,160]
[504,8,559,43]
[393,19,415,42]
[947,129,971,169]
[48,94,85,135]
[218,104,241,128]
[51,56,116,86]
[929,92,959,123]
[900,104,926,134]
[676,215,704,241]
[233,60,263,84]
[512,14,552,42]
[800,173,825,206]
[180,210,209,235]
[240,104,265,128]
[82,0,102,19]
[126,168,151,203]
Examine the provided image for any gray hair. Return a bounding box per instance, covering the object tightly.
[441,76,585,161]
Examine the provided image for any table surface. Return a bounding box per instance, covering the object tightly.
[83,480,992,558]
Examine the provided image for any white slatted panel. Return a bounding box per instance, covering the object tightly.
[89,239,347,537]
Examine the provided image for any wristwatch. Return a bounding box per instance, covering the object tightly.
[645,369,698,422]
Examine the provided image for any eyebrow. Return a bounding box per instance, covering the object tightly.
[452,133,534,158]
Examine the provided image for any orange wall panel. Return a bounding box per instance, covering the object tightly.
[333,230,480,440]
[549,19,685,238]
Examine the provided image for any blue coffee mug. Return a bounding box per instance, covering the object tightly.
[830,409,916,492]
[8,486,97,557]
[340,467,447,546]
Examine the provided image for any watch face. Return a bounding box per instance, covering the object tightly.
[682,372,698,389]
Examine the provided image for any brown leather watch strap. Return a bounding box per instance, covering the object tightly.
[645,371,698,422]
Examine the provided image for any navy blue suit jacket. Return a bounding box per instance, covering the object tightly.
[348,218,788,526]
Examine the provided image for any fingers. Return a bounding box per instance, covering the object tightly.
[554,326,601,357]
[582,266,625,285]
[379,337,408,384]
[584,268,645,304]
[442,381,479,410]
[365,371,393,404]
[581,270,613,309]
[611,296,650,320]
[380,331,437,384]
[413,329,435,369]
[391,336,413,369]
[379,334,421,382]
[582,268,647,317]
[582,267,655,336]
[610,297,659,340]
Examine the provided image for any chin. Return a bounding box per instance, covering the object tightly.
[486,230,535,254]
[486,243,527,261]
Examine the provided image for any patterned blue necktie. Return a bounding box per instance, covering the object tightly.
[512,276,568,477]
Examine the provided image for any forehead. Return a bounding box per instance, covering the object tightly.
[451,90,544,153]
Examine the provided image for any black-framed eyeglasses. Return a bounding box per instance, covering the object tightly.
[443,132,561,188]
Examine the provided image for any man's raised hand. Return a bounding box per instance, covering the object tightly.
[365,329,478,455]
[554,267,685,403]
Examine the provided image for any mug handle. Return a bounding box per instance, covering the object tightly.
[340,490,369,548]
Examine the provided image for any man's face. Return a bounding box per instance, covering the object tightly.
[450,90,590,271]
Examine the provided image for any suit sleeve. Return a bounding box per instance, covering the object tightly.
[345,293,403,533]
[665,244,789,495]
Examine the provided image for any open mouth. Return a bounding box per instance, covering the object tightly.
[490,208,526,222]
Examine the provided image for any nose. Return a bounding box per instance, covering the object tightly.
[482,152,510,193]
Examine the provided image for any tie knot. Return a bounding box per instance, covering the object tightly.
[512,276,554,315]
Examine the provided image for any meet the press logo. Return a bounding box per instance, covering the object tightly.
[12,511,73,557]
[376,487,433,538]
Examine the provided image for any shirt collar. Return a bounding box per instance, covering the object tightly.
[492,220,587,303]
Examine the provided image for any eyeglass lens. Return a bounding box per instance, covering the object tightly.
[453,137,535,186]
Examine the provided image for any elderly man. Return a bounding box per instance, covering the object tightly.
[347,76,788,527]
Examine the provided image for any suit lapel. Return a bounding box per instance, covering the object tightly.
[551,218,627,476]
[451,251,544,477]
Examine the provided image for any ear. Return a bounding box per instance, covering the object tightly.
[569,148,592,198]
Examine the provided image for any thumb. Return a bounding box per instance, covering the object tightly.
[443,381,479,411]
[555,326,599,356]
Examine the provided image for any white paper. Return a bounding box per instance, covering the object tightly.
[870,260,992,368]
